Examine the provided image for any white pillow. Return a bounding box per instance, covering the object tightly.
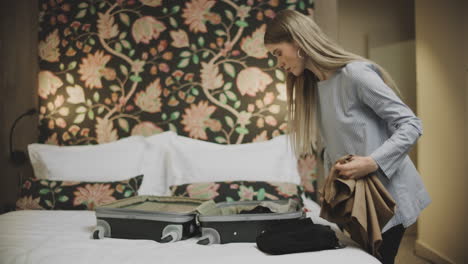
[28,136,146,182]
[166,134,301,187]
[139,131,177,195]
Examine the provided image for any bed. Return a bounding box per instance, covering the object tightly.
[2,132,380,264]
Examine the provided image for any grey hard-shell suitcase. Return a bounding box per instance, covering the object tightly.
[93,196,206,242]
[196,199,305,245]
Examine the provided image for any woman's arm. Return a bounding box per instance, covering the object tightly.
[349,63,423,180]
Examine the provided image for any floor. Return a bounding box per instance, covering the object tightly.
[395,234,432,264]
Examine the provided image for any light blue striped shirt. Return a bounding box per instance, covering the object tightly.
[315,61,431,232]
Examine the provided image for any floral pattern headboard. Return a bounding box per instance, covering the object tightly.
[37,0,317,197]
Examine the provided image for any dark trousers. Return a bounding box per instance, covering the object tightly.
[378,224,406,264]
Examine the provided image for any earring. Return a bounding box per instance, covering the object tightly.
[297,49,304,59]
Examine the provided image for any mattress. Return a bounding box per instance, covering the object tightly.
[0,202,380,264]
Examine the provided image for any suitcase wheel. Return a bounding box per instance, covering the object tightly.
[93,219,111,239]
[161,224,183,243]
[197,228,220,245]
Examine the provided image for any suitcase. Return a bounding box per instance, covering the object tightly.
[196,199,305,245]
[93,196,206,242]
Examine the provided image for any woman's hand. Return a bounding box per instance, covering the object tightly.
[334,155,379,180]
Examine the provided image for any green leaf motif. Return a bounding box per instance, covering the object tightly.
[198,36,205,46]
[93,91,100,102]
[110,85,120,92]
[226,91,237,101]
[169,17,178,27]
[219,93,228,104]
[130,75,142,82]
[118,118,129,132]
[58,195,69,202]
[215,137,227,144]
[235,20,248,28]
[129,49,135,57]
[215,30,226,36]
[191,88,199,96]
[78,2,88,8]
[89,5,96,15]
[39,188,50,195]
[120,65,128,76]
[66,73,74,84]
[75,9,87,19]
[170,111,180,120]
[268,59,275,67]
[68,61,77,70]
[235,126,249,135]
[192,55,199,64]
[169,123,177,133]
[124,190,133,197]
[88,38,95,45]
[115,42,122,52]
[162,113,167,120]
[234,101,241,109]
[223,63,235,78]
[121,40,131,49]
[223,82,232,90]
[225,116,234,128]
[257,188,266,200]
[202,51,210,58]
[172,6,180,13]
[74,114,85,124]
[76,106,87,113]
[59,63,65,70]
[97,106,105,114]
[119,13,130,26]
[275,69,285,81]
[45,200,53,208]
[225,10,234,20]
[226,197,234,202]
[119,32,127,40]
[180,51,191,57]
[87,110,95,120]
[178,58,190,68]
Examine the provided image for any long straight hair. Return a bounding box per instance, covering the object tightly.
[264,10,401,158]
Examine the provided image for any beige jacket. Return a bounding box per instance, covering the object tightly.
[319,155,396,257]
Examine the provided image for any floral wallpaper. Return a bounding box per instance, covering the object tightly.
[37,0,317,196]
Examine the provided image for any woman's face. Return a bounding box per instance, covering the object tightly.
[265,42,305,76]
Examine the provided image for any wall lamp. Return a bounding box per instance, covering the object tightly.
[9,108,37,166]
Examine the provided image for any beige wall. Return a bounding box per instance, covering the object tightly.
[0,0,38,210]
[415,0,468,263]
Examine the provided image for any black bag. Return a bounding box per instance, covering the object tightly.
[256,218,343,255]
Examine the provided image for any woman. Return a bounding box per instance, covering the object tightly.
[263,9,431,264]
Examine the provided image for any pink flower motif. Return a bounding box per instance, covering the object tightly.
[131,121,163,136]
[55,118,66,128]
[270,182,298,197]
[73,183,116,210]
[139,0,162,7]
[181,101,217,140]
[186,183,220,200]
[95,117,118,144]
[237,5,251,20]
[134,78,163,113]
[38,29,60,62]
[38,71,63,99]
[78,50,111,89]
[97,12,118,39]
[16,196,43,210]
[238,185,255,201]
[182,0,215,33]
[132,16,166,44]
[131,60,145,74]
[298,155,317,193]
[240,24,268,59]
[253,131,268,142]
[238,111,252,126]
[263,92,275,105]
[200,62,224,90]
[158,63,170,73]
[265,115,277,126]
[236,67,273,96]
[230,184,239,189]
[170,29,189,48]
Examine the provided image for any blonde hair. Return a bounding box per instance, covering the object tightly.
[264,9,400,158]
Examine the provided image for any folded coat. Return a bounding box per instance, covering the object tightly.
[319,155,396,257]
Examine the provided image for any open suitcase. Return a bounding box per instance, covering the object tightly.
[196,199,305,245]
[93,196,206,242]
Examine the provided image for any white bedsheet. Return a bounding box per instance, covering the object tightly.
[0,210,379,264]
